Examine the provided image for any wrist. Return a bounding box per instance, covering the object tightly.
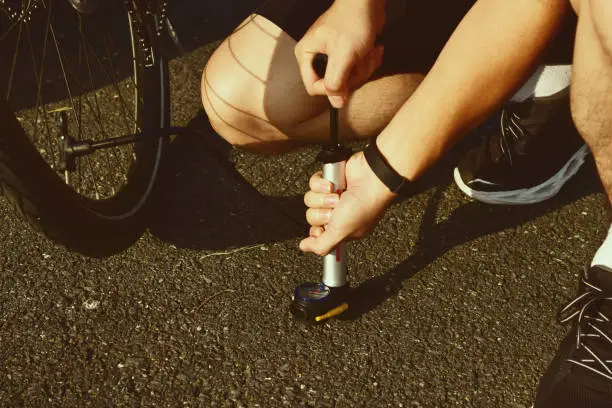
[355,151,397,203]
[362,138,412,195]
[376,129,427,181]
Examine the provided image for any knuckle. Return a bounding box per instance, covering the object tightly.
[326,77,342,91]
[306,88,319,97]
[303,83,317,96]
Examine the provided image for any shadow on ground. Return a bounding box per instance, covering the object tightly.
[147,111,307,250]
[343,160,606,320]
[147,107,606,290]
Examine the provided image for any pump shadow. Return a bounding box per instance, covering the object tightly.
[341,159,607,320]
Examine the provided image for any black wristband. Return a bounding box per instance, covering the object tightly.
[363,139,410,195]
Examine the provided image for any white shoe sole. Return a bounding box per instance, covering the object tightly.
[453,144,590,205]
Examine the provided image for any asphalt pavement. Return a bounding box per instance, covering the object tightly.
[1,1,611,407]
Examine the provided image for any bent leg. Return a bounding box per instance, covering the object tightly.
[202,14,421,154]
[570,0,612,204]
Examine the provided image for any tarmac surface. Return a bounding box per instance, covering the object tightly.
[1,1,611,407]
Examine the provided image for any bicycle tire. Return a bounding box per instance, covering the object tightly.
[0,1,169,256]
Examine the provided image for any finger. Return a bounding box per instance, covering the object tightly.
[304,191,340,209]
[348,45,384,89]
[311,79,328,96]
[309,226,324,238]
[328,93,348,109]
[325,46,358,94]
[306,208,332,227]
[298,55,322,96]
[295,45,328,96]
[299,224,345,256]
[309,171,332,193]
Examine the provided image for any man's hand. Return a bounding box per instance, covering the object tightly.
[294,0,386,108]
[299,151,396,256]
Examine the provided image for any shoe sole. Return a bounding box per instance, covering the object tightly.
[453,144,590,205]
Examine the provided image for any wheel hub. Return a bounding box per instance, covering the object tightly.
[0,0,41,25]
[67,0,99,14]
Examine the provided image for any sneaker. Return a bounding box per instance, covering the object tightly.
[533,265,612,408]
[454,88,590,204]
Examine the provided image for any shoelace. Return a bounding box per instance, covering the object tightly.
[558,278,612,380]
[498,108,528,167]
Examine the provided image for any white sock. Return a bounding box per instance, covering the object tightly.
[510,64,573,102]
[592,225,612,269]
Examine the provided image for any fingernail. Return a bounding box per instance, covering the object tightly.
[329,95,344,108]
[320,181,332,192]
[325,196,338,206]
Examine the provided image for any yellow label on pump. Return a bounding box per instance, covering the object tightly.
[314,303,349,322]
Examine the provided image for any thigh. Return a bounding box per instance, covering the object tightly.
[203,13,324,131]
[570,0,612,200]
[571,0,612,145]
[202,0,478,145]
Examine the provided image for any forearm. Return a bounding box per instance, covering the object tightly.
[377,0,569,180]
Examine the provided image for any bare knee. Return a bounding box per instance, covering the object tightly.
[202,50,316,154]
[200,15,326,154]
[201,45,265,150]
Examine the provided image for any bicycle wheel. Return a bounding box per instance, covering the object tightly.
[0,0,168,256]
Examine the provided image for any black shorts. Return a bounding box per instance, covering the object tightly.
[257,0,576,75]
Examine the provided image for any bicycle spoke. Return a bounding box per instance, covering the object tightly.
[76,18,84,141]
[80,53,129,187]
[30,0,53,146]
[48,6,108,195]
[25,24,59,164]
[101,35,134,185]
[82,33,137,127]
[103,38,133,132]
[0,0,30,41]
[6,17,23,101]
[79,27,129,183]
[73,89,110,195]
[1,0,161,206]
[48,7,81,131]
[76,40,84,189]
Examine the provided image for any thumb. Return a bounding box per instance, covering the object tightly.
[299,225,345,256]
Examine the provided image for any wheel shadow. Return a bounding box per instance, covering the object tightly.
[147,111,307,250]
[145,108,475,252]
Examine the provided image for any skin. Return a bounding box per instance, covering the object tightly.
[569,0,612,205]
[201,7,421,154]
[297,0,570,255]
[202,0,612,258]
